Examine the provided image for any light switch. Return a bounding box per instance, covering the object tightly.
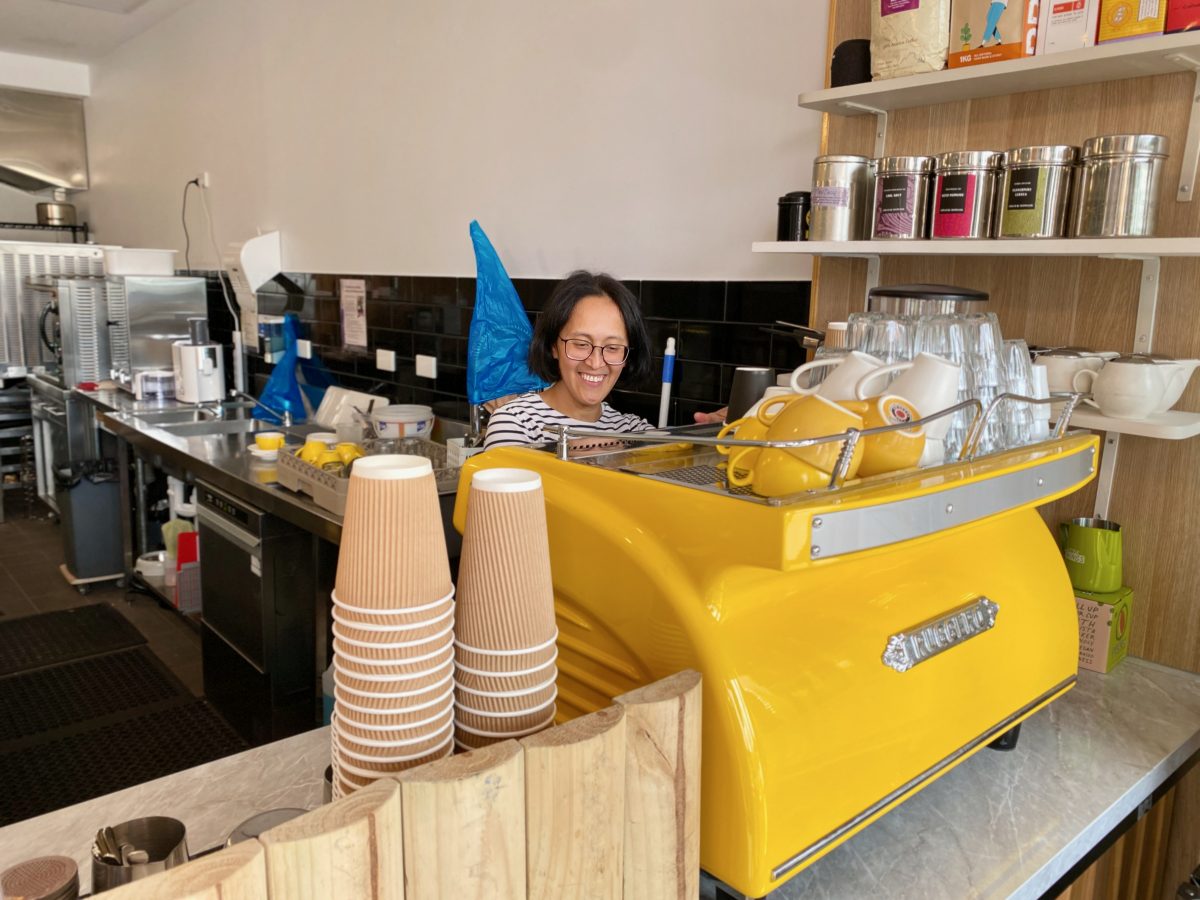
[416,354,438,379]
[297,339,312,359]
[376,349,396,372]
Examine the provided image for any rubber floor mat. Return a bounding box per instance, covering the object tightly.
[0,604,144,677]
[0,701,249,826]
[0,647,189,745]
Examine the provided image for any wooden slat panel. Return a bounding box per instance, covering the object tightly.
[615,670,702,900]
[103,840,267,900]
[397,740,526,900]
[258,778,403,900]
[522,705,627,900]
[1161,761,1200,899]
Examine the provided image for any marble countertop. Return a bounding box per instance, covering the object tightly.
[0,727,330,894]
[2,657,1198,898]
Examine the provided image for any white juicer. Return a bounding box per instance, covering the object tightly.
[173,317,226,403]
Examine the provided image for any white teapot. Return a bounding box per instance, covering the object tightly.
[1033,349,1107,393]
[1148,356,1200,412]
[1072,354,1195,419]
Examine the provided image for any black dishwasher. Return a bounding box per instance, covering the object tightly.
[196,481,317,745]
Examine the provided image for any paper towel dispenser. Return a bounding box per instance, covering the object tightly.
[0,87,89,192]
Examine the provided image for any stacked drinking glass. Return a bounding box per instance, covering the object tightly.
[329,455,455,797]
[453,468,558,750]
[845,309,1048,460]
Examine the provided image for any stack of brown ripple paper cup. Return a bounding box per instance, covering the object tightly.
[329,455,455,797]
[453,468,558,750]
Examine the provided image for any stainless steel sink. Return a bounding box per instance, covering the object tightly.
[158,419,270,437]
[133,409,219,426]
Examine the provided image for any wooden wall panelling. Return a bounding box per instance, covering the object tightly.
[1052,786,1175,900]
[816,2,1200,675]
[1162,762,1200,899]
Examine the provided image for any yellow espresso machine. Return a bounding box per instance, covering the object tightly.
[454,427,1098,897]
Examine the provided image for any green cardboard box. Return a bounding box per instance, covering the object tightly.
[1075,586,1133,674]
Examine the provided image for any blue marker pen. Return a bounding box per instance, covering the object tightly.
[658,337,676,428]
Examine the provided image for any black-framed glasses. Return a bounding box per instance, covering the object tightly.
[559,338,630,365]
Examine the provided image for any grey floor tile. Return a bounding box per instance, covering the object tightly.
[1,502,206,700]
[0,569,37,619]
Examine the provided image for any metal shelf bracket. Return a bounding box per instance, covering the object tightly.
[1134,255,1160,355]
[1094,432,1120,520]
[864,254,881,298]
[1166,52,1200,202]
[839,101,888,157]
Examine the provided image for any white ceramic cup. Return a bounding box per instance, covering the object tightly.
[1030,365,1052,423]
[853,352,962,440]
[788,350,881,400]
[743,386,793,420]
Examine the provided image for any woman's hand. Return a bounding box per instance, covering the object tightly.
[693,408,728,425]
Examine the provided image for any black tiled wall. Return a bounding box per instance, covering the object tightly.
[206,274,811,426]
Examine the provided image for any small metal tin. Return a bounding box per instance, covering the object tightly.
[810,155,874,241]
[931,150,1003,240]
[1072,133,1169,238]
[999,145,1078,239]
[776,191,811,241]
[871,156,936,240]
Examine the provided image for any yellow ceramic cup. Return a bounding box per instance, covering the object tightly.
[298,440,329,464]
[334,442,364,465]
[716,416,771,476]
[727,447,832,497]
[755,392,865,476]
[254,431,285,451]
[725,394,866,497]
[839,394,925,477]
[754,392,806,426]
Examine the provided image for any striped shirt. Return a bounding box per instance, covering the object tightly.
[483,391,653,449]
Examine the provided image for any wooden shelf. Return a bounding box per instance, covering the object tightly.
[797,32,1200,115]
[751,238,1200,258]
[1065,408,1200,440]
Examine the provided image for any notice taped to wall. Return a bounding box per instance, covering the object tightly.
[340,279,368,349]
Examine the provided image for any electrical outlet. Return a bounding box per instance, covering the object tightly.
[196,171,210,189]
[415,354,437,379]
[376,348,396,372]
[297,339,312,359]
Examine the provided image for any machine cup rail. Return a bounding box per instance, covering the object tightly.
[543,390,1084,501]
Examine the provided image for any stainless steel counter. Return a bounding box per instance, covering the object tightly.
[80,389,344,544]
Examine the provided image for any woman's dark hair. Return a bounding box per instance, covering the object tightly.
[528,270,652,385]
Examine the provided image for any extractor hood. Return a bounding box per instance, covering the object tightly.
[0,87,89,192]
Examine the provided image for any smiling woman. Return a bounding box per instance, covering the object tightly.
[483,270,654,449]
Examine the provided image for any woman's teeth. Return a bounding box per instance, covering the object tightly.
[581,373,604,384]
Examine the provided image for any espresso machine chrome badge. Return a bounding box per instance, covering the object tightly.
[883,597,999,673]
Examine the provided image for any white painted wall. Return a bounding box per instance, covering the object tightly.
[0,50,90,96]
[80,0,827,280]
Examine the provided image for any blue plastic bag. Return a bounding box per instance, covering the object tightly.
[255,312,310,424]
[467,220,547,405]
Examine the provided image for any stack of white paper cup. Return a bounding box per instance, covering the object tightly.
[329,455,455,796]
[453,468,558,750]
